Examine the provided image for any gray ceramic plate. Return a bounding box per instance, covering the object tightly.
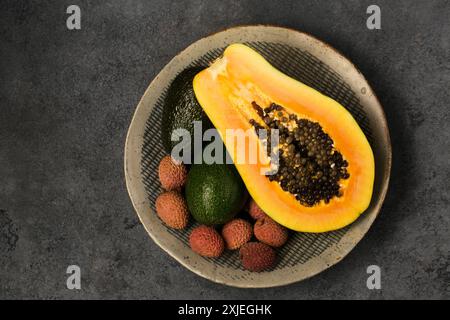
[124,25,392,288]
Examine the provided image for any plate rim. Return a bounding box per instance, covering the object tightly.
[124,25,392,288]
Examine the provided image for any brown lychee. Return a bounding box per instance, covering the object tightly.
[221,218,252,250]
[254,217,288,248]
[247,199,267,220]
[158,155,187,190]
[189,225,224,258]
[239,242,276,272]
[155,191,189,229]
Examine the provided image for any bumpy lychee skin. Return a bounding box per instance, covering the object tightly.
[247,199,267,220]
[221,218,253,250]
[189,225,224,258]
[155,191,189,229]
[254,217,288,248]
[158,155,187,190]
[239,242,276,272]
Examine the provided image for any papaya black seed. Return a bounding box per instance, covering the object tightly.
[251,101,265,118]
[254,101,350,207]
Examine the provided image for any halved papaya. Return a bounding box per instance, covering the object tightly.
[193,44,374,232]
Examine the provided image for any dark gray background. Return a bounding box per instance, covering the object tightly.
[1,0,449,299]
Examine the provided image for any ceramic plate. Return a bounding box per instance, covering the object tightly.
[124,25,392,288]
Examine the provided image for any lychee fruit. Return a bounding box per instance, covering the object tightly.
[239,242,276,272]
[155,191,189,229]
[158,155,187,190]
[221,218,253,250]
[247,199,267,220]
[189,225,224,258]
[254,217,288,248]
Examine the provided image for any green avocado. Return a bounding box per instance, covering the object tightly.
[161,67,212,156]
[185,163,248,225]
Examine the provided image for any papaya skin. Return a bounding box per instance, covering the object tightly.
[193,44,375,232]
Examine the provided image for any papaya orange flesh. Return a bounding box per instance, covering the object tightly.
[193,44,375,232]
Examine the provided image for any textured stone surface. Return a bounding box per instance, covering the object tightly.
[0,0,449,299]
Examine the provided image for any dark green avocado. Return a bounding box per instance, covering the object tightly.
[161,67,212,155]
[185,163,248,225]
